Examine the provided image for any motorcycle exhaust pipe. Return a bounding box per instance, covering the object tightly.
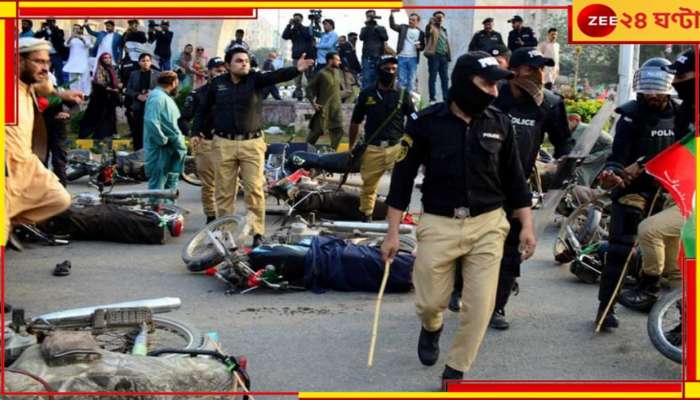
[102,189,179,200]
[320,221,414,234]
[31,297,182,325]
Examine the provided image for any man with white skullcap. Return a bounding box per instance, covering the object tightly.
[4,38,83,246]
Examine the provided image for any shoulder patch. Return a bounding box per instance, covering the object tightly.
[365,96,377,106]
[396,134,414,162]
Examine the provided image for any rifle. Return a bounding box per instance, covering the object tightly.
[336,88,407,192]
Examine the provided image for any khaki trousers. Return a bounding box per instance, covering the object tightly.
[638,204,683,283]
[359,144,401,217]
[413,209,510,372]
[194,139,217,218]
[212,135,267,235]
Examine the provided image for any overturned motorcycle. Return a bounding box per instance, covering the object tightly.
[182,215,417,294]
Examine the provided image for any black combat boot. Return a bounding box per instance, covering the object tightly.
[252,234,264,248]
[489,308,509,330]
[619,273,661,312]
[441,364,464,389]
[595,303,619,330]
[417,325,443,366]
[206,215,216,224]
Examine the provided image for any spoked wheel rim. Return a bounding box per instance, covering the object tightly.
[182,215,249,272]
[181,156,202,186]
[648,289,682,363]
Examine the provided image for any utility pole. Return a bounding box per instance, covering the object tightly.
[617,44,636,106]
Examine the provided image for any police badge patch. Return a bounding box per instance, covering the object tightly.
[396,135,414,162]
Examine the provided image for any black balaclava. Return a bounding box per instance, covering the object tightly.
[449,74,496,117]
[377,67,396,87]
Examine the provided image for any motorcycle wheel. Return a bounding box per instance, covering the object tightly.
[180,155,202,187]
[647,288,682,364]
[553,204,602,262]
[182,215,248,272]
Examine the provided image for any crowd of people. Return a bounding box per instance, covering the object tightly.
[8,12,695,388]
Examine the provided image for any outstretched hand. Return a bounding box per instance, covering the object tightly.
[296,53,315,72]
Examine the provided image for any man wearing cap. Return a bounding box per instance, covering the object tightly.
[306,52,350,150]
[618,49,695,314]
[34,19,67,85]
[192,47,314,247]
[507,15,537,52]
[595,57,679,329]
[381,51,535,383]
[486,46,571,329]
[468,17,505,53]
[349,55,415,222]
[5,38,84,245]
[182,57,228,224]
[84,20,122,69]
[148,20,174,71]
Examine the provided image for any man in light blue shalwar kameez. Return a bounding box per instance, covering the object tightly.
[143,71,187,190]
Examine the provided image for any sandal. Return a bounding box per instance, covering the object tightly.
[53,260,71,277]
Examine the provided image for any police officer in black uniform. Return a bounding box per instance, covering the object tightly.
[381,51,536,384]
[488,47,572,329]
[181,57,228,224]
[507,15,537,52]
[468,17,506,53]
[349,55,415,221]
[595,57,678,329]
[192,48,314,247]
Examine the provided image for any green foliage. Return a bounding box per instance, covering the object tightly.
[174,85,192,112]
[68,110,85,135]
[564,98,603,123]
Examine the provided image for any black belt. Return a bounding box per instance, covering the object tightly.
[423,204,501,219]
[368,138,400,148]
[215,130,263,141]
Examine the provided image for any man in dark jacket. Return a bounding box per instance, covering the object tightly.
[507,15,538,52]
[360,9,389,89]
[148,20,174,71]
[34,19,66,85]
[390,9,425,93]
[282,13,317,100]
[126,53,160,151]
[469,17,506,53]
[338,34,362,75]
[424,11,451,102]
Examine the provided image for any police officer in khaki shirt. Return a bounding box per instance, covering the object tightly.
[349,55,415,221]
[193,47,314,247]
[381,51,536,384]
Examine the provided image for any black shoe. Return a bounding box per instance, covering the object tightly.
[489,309,510,330]
[448,291,461,312]
[442,365,464,381]
[595,305,619,330]
[361,214,372,223]
[619,287,659,313]
[7,232,24,252]
[418,325,442,366]
[252,234,264,249]
[206,215,216,224]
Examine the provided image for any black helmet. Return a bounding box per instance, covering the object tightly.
[633,57,674,95]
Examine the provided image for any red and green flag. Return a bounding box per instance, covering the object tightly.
[645,133,696,259]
